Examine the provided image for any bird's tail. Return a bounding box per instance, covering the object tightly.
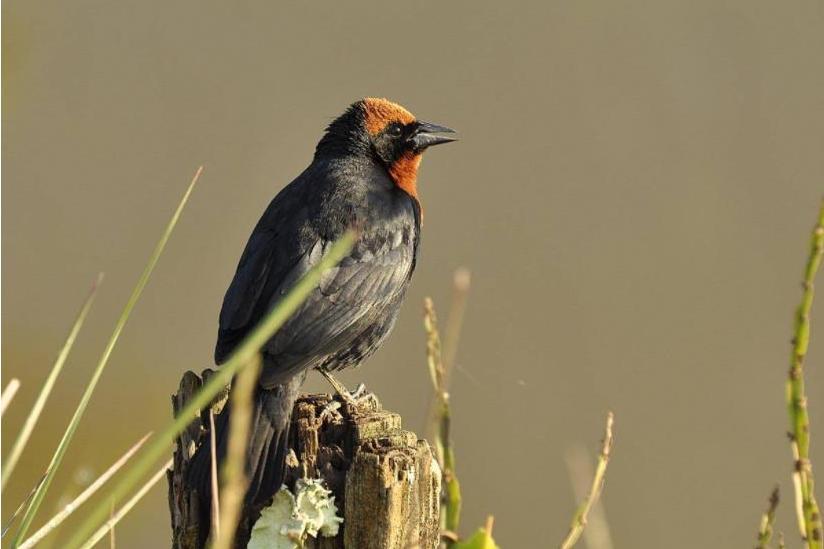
[187,375,303,540]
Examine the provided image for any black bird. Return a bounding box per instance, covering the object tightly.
[189,98,455,534]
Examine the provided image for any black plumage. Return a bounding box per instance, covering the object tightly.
[187,98,455,538]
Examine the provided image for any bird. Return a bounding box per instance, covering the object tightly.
[187,98,456,538]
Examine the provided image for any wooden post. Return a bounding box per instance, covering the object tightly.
[167,370,441,549]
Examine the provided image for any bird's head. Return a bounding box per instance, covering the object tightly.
[316,98,456,200]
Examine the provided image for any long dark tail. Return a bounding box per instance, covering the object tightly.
[187,374,303,542]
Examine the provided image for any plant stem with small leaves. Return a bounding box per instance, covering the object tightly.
[786,199,824,548]
[424,297,462,540]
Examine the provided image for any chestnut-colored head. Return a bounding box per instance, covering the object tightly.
[317,98,456,202]
[362,98,416,135]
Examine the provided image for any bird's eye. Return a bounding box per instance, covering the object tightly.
[387,124,402,137]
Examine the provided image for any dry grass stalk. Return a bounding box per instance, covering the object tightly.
[755,486,780,549]
[565,445,615,549]
[212,354,262,549]
[209,409,221,540]
[77,459,173,549]
[423,297,462,538]
[442,268,471,378]
[1,379,21,416]
[108,502,115,549]
[424,269,470,463]
[18,433,152,549]
[560,412,615,549]
[424,269,470,442]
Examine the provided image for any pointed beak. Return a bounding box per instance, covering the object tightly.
[409,121,458,153]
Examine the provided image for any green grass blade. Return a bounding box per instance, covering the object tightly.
[64,230,356,549]
[2,274,104,489]
[11,166,203,546]
[2,475,45,538]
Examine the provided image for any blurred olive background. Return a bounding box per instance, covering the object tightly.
[3,0,824,547]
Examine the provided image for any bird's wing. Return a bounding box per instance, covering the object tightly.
[256,231,415,388]
[216,209,416,385]
[215,180,311,363]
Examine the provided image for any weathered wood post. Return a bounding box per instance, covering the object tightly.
[167,370,441,549]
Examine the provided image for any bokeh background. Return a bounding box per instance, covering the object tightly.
[3,1,824,547]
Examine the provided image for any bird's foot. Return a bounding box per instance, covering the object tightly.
[349,382,368,401]
[319,370,376,414]
[318,400,343,423]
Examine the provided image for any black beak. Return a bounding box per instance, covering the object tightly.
[410,121,458,153]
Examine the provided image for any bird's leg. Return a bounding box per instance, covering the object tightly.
[318,369,371,411]
[319,369,356,406]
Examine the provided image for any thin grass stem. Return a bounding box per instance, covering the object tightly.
[2,476,45,538]
[76,459,172,549]
[565,445,614,549]
[559,412,615,549]
[423,297,462,539]
[18,433,151,549]
[108,501,115,549]
[484,515,494,538]
[212,354,261,549]
[2,274,104,488]
[424,269,470,448]
[209,409,221,540]
[442,267,471,378]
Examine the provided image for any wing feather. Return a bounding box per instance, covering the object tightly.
[257,234,414,387]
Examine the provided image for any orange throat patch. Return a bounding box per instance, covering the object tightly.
[389,152,423,203]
